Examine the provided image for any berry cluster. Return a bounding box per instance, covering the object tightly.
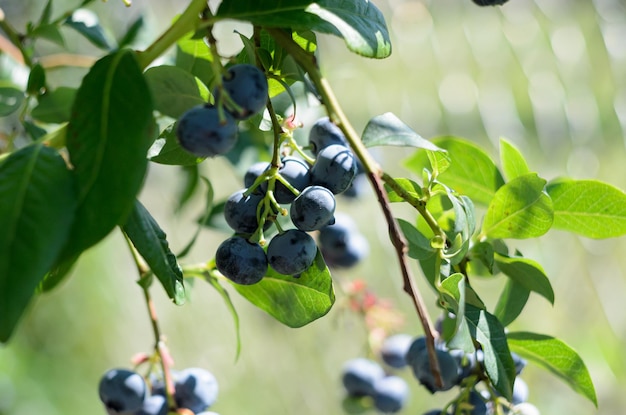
[176,64,269,158]
[215,117,367,285]
[342,357,409,413]
[98,367,220,415]
[341,331,539,414]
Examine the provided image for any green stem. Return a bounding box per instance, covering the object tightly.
[381,172,447,242]
[267,27,444,388]
[135,0,210,70]
[0,14,32,67]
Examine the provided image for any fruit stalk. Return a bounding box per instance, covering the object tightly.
[136,0,209,70]
[123,234,177,410]
[267,27,443,388]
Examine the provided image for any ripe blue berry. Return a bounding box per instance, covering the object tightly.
[219,64,268,119]
[308,117,347,155]
[406,337,459,393]
[266,229,317,275]
[244,161,270,194]
[380,333,413,369]
[98,368,147,413]
[290,186,336,231]
[136,394,168,415]
[215,236,267,285]
[311,144,357,194]
[512,377,529,405]
[174,368,219,414]
[176,105,238,157]
[318,215,369,268]
[372,376,410,413]
[274,157,311,204]
[341,358,385,397]
[223,189,264,235]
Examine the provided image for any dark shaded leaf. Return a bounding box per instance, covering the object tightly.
[63,50,154,259]
[31,87,76,124]
[0,145,76,342]
[122,200,185,305]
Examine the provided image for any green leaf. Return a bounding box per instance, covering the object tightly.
[31,87,76,124]
[118,15,144,48]
[148,123,205,166]
[467,241,495,275]
[494,253,554,305]
[122,200,185,305]
[63,50,155,259]
[37,0,54,25]
[176,32,216,88]
[500,138,530,181]
[397,218,434,260]
[493,279,530,327]
[144,65,209,119]
[64,10,112,49]
[439,274,475,354]
[216,0,391,59]
[426,150,451,177]
[27,63,46,96]
[233,250,334,328]
[0,144,76,342]
[482,173,553,239]
[0,84,24,116]
[404,136,505,205]
[30,24,65,47]
[465,305,516,399]
[507,331,598,406]
[361,113,442,149]
[384,177,423,203]
[546,178,626,238]
[39,255,79,292]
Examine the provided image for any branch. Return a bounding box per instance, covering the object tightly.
[267,28,443,387]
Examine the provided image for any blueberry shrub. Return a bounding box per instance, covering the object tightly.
[0,0,625,414]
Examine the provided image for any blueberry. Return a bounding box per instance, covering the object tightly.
[318,216,369,268]
[273,157,311,204]
[466,390,489,415]
[218,64,268,119]
[223,189,265,234]
[174,368,219,413]
[98,368,147,413]
[135,394,168,415]
[512,377,529,405]
[244,161,270,194]
[372,376,409,413]
[215,236,268,285]
[406,339,459,393]
[266,229,317,275]
[308,117,348,155]
[380,333,413,369]
[511,352,527,375]
[176,105,238,157]
[310,144,357,194]
[341,173,368,199]
[341,358,385,396]
[290,186,336,231]
[449,349,477,383]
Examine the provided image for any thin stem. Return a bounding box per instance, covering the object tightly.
[0,14,32,66]
[268,28,443,387]
[123,233,177,410]
[135,0,209,70]
[381,172,447,242]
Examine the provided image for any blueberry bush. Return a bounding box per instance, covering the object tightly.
[1,0,625,414]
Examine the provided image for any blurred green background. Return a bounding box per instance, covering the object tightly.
[1,0,626,414]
